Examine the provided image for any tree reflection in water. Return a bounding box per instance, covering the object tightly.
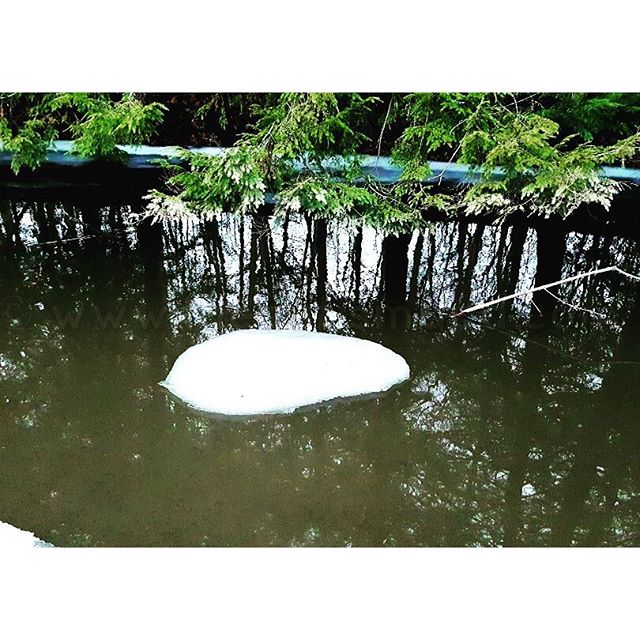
[1,196,640,546]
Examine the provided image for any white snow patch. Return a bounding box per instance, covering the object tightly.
[0,521,49,548]
[160,329,410,416]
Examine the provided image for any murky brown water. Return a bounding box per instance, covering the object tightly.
[1,197,640,546]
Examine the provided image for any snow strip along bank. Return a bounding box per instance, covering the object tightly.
[0,521,51,548]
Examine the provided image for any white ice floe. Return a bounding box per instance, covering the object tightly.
[0,521,50,549]
[160,329,410,416]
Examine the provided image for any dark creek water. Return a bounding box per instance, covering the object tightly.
[1,197,640,546]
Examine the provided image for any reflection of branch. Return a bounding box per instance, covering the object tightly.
[453,266,640,317]
[28,231,126,248]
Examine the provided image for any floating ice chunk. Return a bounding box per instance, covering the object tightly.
[0,521,50,548]
[160,329,410,416]
[521,483,536,497]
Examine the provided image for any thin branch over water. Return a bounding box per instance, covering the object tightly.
[453,266,640,317]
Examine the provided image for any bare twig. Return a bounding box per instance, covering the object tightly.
[376,95,394,166]
[453,265,640,317]
[530,297,543,318]
[544,288,606,320]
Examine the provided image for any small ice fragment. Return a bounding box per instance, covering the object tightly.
[521,483,536,497]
